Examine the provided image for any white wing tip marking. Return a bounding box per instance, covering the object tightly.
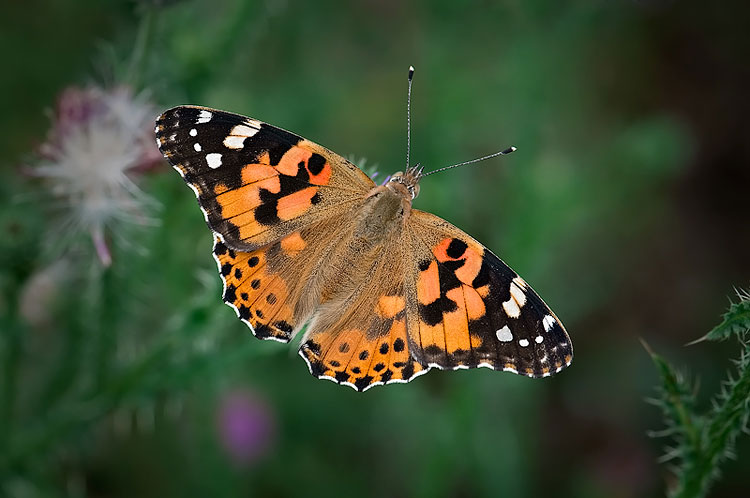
[197,110,213,123]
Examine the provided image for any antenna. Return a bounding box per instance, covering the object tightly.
[421,146,517,177]
[406,65,415,171]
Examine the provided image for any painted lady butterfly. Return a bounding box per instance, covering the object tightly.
[155,70,572,391]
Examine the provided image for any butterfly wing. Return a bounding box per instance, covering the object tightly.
[155,105,374,251]
[404,210,573,378]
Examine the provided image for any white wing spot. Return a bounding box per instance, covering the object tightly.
[543,315,555,332]
[502,298,521,318]
[223,135,247,149]
[519,338,530,347]
[223,123,260,149]
[197,110,213,124]
[206,153,222,169]
[235,123,260,136]
[495,326,513,342]
[193,143,202,152]
[189,128,197,137]
[535,335,544,344]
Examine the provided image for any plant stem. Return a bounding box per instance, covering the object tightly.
[674,344,750,497]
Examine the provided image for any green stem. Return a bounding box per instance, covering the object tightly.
[92,267,116,391]
[125,5,155,89]
[675,343,750,497]
[0,290,23,454]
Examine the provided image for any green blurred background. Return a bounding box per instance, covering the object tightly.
[1,0,749,496]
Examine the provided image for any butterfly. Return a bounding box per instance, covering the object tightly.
[155,72,572,392]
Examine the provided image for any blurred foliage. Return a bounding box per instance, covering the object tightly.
[1,0,749,497]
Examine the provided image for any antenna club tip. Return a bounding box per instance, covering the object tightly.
[408,66,415,79]
[502,146,517,154]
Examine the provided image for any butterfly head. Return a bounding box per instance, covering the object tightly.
[388,163,423,200]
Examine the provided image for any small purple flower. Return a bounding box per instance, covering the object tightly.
[347,155,385,184]
[216,389,274,466]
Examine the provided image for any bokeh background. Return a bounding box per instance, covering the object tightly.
[1,0,749,496]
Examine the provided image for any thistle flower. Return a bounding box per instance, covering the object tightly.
[31,86,161,266]
[216,389,274,466]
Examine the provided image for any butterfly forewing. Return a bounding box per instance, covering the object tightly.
[155,106,373,251]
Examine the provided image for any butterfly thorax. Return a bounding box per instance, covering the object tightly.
[348,182,408,246]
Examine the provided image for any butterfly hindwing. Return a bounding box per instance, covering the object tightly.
[298,224,427,391]
[155,105,374,251]
[406,210,573,377]
[212,213,356,342]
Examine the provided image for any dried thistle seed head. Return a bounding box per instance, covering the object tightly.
[30,85,161,266]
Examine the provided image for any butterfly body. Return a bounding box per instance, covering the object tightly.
[155,105,573,391]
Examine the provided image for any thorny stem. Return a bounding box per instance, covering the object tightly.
[674,342,750,497]
[648,293,750,498]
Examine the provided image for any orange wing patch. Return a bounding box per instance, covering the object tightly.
[433,237,484,285]
[214,172,279,218]
[413,237,493,367]
[276,187,319,221]
[273,145,332,186]
[378,295,405,318]
[280,232,307,255]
